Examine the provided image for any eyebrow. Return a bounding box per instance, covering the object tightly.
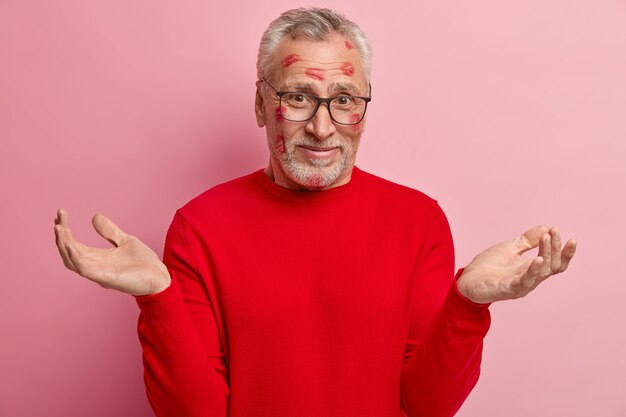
[282,81,362,95]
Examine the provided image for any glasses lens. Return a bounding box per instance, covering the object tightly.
[281,93,317,122]
[280,93,367,124]
[330,96,367,124]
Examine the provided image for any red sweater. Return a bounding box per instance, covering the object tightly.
[135,166,491,417]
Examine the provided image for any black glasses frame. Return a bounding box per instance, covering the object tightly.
[261,78,372,125]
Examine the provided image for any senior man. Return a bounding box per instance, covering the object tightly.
[53,7,577,417]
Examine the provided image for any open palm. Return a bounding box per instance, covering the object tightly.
[54,208,171,296]
[456,225,577,304]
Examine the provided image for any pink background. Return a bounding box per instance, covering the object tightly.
[1,0,625,416]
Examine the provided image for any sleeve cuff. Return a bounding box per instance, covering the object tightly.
[134,272,188,325]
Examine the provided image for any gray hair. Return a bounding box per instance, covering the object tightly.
[256,7,372,84]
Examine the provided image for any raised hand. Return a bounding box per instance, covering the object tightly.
[456,225,577,304]
[53,208,171,296]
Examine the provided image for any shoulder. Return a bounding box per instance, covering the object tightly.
[355,166,440,211]
[175,169,262,224]
[353,167,452,246]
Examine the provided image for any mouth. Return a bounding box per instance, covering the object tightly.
[299,145,339,151]
[297,145,340,159]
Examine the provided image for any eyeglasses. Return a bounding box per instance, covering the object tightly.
[261,78,372,125]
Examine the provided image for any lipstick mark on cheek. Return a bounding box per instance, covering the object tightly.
[349,113,361,132]
[281,54,301,67]
[345,40,354,50]
[276,135,285,154]
[304,68,325,80]
[275,106,286,123]
[340,62,354,77]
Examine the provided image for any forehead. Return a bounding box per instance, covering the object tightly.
[271,32,367,94]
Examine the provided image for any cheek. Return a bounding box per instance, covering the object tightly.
[345,39,354,50]
[348,114,361,132]
[275,106,286,123]
[276,135,285,154]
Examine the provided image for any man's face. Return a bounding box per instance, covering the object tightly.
[255,32,369,190]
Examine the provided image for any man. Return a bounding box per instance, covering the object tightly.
[53,7,577,417]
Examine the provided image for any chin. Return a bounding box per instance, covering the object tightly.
[286,163,347,190]
[300,177,328,190]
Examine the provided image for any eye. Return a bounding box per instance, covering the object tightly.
[334,95,354,106]
[284,93,314,106]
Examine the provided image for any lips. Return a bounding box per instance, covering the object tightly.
[297,145,340,159]
[299,145,339,152]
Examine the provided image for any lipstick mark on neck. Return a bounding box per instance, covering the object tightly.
[345,40,354,50]
[281,54,301,68]
[340,62,354,77]
[304,68,325,81]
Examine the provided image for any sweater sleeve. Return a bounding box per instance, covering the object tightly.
[134,211,229,417]
[400,202,491,417]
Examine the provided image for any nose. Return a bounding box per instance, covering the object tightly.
[305,103,336,141]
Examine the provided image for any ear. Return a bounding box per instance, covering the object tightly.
[255,80,266,128]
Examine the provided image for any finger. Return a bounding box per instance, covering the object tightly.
[64,240,102,281]
[519,256,544,290]
[64,241,86,276]
[557,238,577,273]
[92,214,128,247]
[550,227,562,272]
[55,208,64,225]
[54,223,77,272]
[514,224,550,255]
[538,233,552,280]
[54,209,73,267]
[57,208,75,242]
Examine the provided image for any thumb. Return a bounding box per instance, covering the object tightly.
[513,224,550,255]
[92,213,128,247]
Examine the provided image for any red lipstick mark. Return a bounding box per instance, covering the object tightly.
[340,62,354,77]
[275,106,286,123]
[281,54,301,68]
[308,175,324,188]
[276,135,285,154]
[345,40,354,50]
[304,68,325,81]
[349,113,361,131]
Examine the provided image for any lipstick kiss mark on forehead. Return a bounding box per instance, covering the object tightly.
[304,68,325,81]
[281,54,301,68]
[340,62,355,77]
[345,40,354,50]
